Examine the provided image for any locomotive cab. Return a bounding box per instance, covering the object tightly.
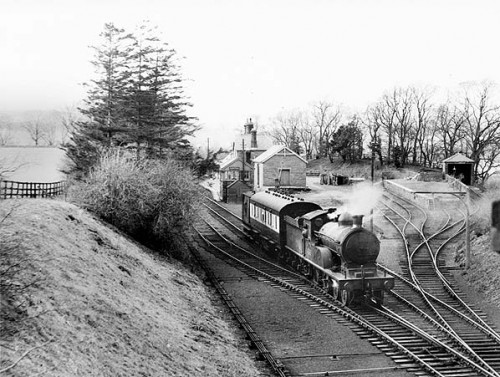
[299,208,342,271]
[300,209,335,240]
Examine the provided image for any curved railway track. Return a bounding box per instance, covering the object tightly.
[192,196,500,376]
[377,191,500,375]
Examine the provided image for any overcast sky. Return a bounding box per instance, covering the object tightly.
[2,0,500,149]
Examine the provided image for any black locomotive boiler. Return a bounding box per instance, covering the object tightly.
[242,190,394,306]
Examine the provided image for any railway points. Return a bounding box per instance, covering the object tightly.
[193,190,500,376]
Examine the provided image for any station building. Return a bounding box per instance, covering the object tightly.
[253,145,308,192]
[218,119,273,202]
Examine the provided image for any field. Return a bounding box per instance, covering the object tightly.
[0,147,66,182]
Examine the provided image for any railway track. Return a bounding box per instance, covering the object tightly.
[191,196,500,376]
[377,192,500,375]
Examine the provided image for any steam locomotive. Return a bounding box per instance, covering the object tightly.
[242,190,394,306]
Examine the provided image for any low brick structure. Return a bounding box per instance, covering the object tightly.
[253,145,307,191]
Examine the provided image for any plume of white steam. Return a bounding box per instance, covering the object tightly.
[338,182,384,217]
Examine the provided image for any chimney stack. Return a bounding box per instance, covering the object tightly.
[251,129,257,148]
[244,118,254,134]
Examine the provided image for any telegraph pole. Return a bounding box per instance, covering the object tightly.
[241,139,245,182]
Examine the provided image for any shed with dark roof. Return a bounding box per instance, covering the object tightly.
[442,153,474,185]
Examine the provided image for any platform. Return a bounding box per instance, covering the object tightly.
[384,179,469,210]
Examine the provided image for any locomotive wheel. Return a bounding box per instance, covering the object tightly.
[301,263,307,276]
[331,281,339,299]
[277,248,286,263]
[295,258,303,272]
[313,269,322,284]
[372,290,384,306]
[332,284,339,299]
[340,289,352,306]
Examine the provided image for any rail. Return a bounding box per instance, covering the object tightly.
[0,180,66,199]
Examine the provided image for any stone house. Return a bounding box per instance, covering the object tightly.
[218,118,273,201]
[253,145,307,191]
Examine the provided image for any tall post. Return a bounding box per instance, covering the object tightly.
[370,141,375,232]
[465,190,471,269]
[371,141,375,184]
[241,139,245,182]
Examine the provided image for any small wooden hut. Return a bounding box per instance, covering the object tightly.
[442,153,474,185]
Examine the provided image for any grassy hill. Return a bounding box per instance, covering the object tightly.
[0,200,262,376]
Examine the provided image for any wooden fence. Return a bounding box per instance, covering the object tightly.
[0,180,66,199]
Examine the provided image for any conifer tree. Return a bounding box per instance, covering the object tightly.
[63,22,197,176]
[123,22,197,158]
[81,23,133,144]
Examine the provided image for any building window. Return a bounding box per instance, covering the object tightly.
[229,168,239,180]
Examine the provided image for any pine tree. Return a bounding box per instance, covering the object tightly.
[80,23,133,144]
[123,22,197,159]
[63,22,197,176]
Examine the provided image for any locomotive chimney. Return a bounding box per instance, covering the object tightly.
[338,212,353,227]
[352,215,364,228]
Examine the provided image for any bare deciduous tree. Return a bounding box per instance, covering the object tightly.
[372,93,398,163]
[435,101,465,159]
[311,101,342,157]
[60,106,82,141]
[267,110,304,154]
[0,114,14,146]
[364,105,385,165]
[23,116,47,146]
[411,87,433,165]
[297,115,315,160]
[0,128,13,146]
[460,83,500,183]
[42,124,59,146]
[419,115,440,167]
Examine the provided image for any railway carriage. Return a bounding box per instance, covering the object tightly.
[242,190,394,306]
[242,190,321,252]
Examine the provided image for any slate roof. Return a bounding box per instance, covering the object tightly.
[219,152,252,170]
[442,153,474,163]
[219,153,239,169]
[253,145,307,164]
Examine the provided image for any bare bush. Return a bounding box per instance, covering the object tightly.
[69,150,202,258]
